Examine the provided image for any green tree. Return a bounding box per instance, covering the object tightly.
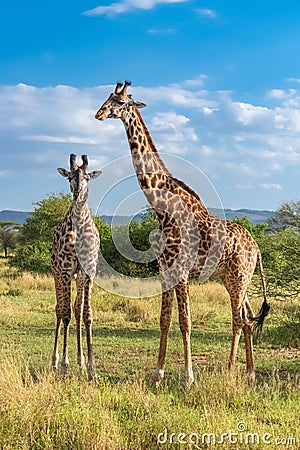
[94,217,111,253]
[10,192,72,273]
[232,213,300,298]
[258,228,300,297]
[267,200,300,231]
[232,216,268,239]
[98,209,159,278]
[10,241,52,274]
[0,221,20,257]
[20,192,72,243]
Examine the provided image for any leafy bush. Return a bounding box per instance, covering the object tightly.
[257,228,300,298]
[10,241,52,274]
[10,192,72,274]
[99,215,159,278]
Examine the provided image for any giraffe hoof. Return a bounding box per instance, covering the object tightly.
[154,378,163,388]
[60,363,69,376]
[87,372,94,382]
[183,368,194,388]
[183,376,194,388]
[153,369,164,387]
[52,353,59,371]
[247,371,256,386]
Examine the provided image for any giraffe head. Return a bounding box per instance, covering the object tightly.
[57,154,102,200]
[95,80,147,121]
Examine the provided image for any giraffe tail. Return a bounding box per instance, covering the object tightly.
[253,250,270,338]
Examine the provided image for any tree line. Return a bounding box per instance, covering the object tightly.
[1,193,300,298]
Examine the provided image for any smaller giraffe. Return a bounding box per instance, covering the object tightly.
[51,154,101,380]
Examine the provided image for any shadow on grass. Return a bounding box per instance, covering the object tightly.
[18,321,299,388]
[93,325,232,346]
[262,321,300,348]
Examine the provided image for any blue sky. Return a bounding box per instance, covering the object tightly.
[1,0,300,214]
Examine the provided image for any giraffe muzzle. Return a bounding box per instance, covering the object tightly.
[95,111,105,121]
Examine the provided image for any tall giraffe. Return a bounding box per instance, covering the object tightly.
[95,81,270,385]
[51,154,102,380]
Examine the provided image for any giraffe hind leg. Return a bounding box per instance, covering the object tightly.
[83,277,94,381]
[228,291,255,383]
[227,288,246,375]
[243,293,255,384]
[228,326,242,374]
[175,279,194,387]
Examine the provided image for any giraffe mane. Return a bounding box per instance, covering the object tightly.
[172,177,203,204]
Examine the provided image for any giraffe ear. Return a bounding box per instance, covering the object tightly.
[89,170,102,180]
[130,100,147,109]
[57,168,69,178]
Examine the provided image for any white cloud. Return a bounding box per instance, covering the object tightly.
[234,184,255,190]
[83,0,188,16]
[150,111,197,153]
[147,28,176,34]
[286,78,300,84]
[24,135,99,145]
[0,170,11,178]
[0,83,124,146]
[195,8,217,18]
[259,183,283,191]
[267,88,297,100]
[2,78,300,211]
[201,145,213,155]
[133,83,216,109]
[179,75,208,87]
[233,102,271,126]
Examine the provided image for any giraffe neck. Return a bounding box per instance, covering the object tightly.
[122,108,172,179]
[121,108,210,221]
[71,193,91,227]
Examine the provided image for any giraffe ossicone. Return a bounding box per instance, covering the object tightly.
[51,153,101,380]
[95,81,270,385]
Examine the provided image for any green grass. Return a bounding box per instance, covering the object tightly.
[0,259,299,449]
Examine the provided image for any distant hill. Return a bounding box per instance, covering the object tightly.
[210,208,275,224]
[1,208,275,226]
[100,208,274,225]
[0,210,31,225]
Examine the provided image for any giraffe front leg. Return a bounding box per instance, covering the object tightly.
[153,288,174,386]
[52,275,63,371]
[75,273,86,372]
[52,316,61,371]
[83,277,94,381]
[175,279,194,387]
[60,277,72,376]
[61,314,71,375]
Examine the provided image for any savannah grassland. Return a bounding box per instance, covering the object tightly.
[0,258,299,450]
